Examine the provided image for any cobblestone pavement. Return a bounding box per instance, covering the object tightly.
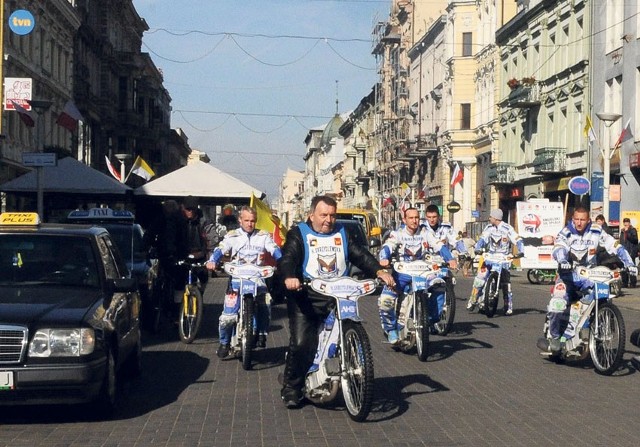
[1,272,640,446]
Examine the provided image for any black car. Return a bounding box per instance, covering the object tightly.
[337,219,381,278]
[0,212,142,415]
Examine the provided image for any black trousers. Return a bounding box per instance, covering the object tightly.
[281,289,332,394]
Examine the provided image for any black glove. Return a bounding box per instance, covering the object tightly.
[474,249,483,256]
[514,252,525,258]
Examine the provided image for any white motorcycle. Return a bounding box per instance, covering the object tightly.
[223,262,274,370]
[303,276,378,422]
[538,264,626,375]
[392,255,455,361]
[477,252,515,318]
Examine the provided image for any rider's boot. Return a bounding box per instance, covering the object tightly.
[387,329,400,345]
[504,294,513,316]
[466,287,478,311]
[257,334,267,348]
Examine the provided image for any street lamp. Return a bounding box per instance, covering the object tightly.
[27,99,52,220]
[114,153,131,183]
[596,112,622,222]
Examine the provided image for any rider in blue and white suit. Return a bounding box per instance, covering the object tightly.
[378,207,457,345]
[466,208,524,315]
[541,207,637,353]
[206,206,282,358]
[424,204,468,257]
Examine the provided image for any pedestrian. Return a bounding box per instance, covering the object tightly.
[277,195,395,409]
[461,231,476,277]
[620,217,638,287]
[595,214,613,236]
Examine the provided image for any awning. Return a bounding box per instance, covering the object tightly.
[0,156,131,195]
[134,160,262,199]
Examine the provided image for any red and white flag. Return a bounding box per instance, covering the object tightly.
[56,100,83,132]
[10,100,35,127]
[614,118,633,150]
[450,162,463,188]
[105,156,121,182]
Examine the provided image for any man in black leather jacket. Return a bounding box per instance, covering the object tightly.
[278,195,395,408]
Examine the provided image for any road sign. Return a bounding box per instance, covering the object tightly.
[22,152,56,167]
[446,201,461,213]
[568,176,590,195]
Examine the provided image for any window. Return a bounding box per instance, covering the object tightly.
[462,32,473,57]
[461,103,471,129]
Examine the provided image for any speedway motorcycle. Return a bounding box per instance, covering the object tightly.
[392,255,455,361]
[476,252,515,318]
[223,262,274,370]
[303,276,378,422]
[538,264,626,375]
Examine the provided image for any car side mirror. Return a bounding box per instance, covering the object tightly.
[111,277,137,293]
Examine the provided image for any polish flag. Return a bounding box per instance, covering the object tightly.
[105,156,121,182]
[10,100,35,127]
[56,100,84,132]
[450,162,463,188]
[614,118,633,150]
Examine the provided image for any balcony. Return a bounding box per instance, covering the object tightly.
[488,162,516,184]
[532,147,567,174]
[506,83,540,108]
[357,166,372,181]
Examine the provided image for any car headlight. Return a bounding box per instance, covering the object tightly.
[29,328,95,357]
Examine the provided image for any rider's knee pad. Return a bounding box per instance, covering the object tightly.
[219,313,237,328]
[378,289,396,312]
[548,297,567,314]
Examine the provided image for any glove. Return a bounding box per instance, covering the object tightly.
[558,261,571,271]
[514,252,525,258]
[628,265,638,276]
[474,249,483,256]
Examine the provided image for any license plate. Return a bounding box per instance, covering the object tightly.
[0,371,14,390]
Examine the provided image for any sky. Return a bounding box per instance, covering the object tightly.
[132,0,391,202]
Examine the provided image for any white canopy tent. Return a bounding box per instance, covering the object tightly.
[0,156,131,194]
[134,161,262,200]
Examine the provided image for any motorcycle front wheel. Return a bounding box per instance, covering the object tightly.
[483,272,500,318]
[241,295,255,370]
[589,301,625,375]
[434,280,456,336]
[415,291,430,361]
[341,321,374,422]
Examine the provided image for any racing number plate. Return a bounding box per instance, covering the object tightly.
[0,371,14,390]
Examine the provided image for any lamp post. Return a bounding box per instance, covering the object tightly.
[27,99,52,220]
[596,112,622,222]
[114,153,131,183]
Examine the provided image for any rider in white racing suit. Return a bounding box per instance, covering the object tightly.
[466,208,524,315]
[206,206,282,358]
[424,204,468,259]
[541,207,637,353]
[378,207,457,344]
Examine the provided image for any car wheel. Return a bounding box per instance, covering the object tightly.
[96,349,119,417]
[123,328,142,378]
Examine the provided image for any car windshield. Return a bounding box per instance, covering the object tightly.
[0,235,99,287]
[99,223,144,262]
[337,220,368,249]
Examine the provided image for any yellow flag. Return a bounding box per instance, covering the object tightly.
[250,193,287,246]
[583,116,596,142]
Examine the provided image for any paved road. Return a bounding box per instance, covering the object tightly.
[1,272,640,446]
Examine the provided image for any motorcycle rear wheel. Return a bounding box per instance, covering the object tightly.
[415,291,430,361]
[241,296,255,370]
[527,269,542,285]
[483,273,500,318]
[341,321,374,422]
[434,281,456,336]
[589,302,625,375]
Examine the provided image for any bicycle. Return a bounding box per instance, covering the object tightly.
[176,256,207,344]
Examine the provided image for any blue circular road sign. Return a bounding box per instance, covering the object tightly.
[8,10,35,36]
[568,176,590,195]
